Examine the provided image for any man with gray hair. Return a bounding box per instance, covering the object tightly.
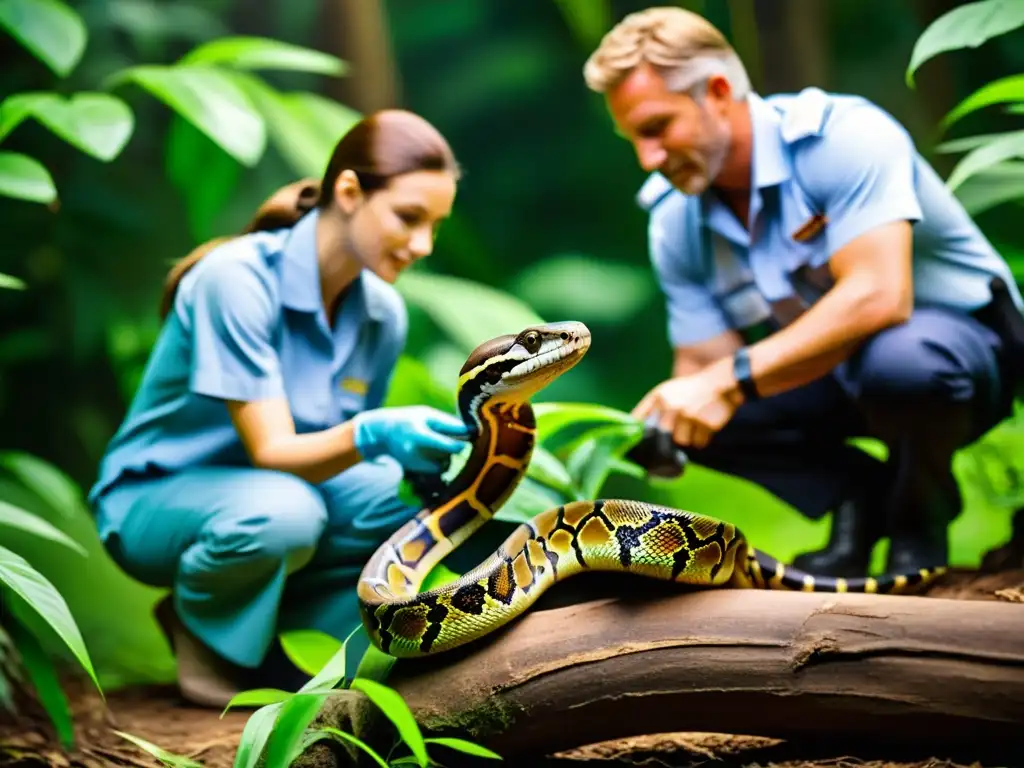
[585,6,1023,577]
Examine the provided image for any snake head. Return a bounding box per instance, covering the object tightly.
[459,321,592,401]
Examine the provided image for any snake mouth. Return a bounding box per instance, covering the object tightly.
[503,325,591,385]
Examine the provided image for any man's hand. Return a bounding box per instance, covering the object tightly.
[631,363,743,449]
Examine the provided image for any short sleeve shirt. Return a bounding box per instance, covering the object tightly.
[88,208,407,503]
[641,87,1023,348]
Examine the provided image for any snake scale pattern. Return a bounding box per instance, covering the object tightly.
[357,321,945,658]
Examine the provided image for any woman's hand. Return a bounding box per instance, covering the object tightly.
[351,406,471,472]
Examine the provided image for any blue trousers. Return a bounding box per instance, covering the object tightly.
[93,457,419,668]
[686,306,1011,520]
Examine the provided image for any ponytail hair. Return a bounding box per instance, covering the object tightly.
[157,108,458,320]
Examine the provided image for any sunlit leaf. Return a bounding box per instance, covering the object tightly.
[946,129,1024,190]
[533,402,640,442]
[565,425,642,499]
[303,727,388,768]
[0,500,86,555]
[942,74,1024,130]
[262,692,328,768]
[181,35,348,76]
[350,678,428,767]
[0,272,26,290]
[0,0,87,77]
[425,736,503,760]
[279,629,341,677]
[525,444,576,494]
[106,64,265,166]
[7,92,133,160]
[906,0,1024,87]
[953,160,1024,215]
[233,702,282,768]
[352,642,395,684]
[114,730,204,768]
[0,544,100,695]
[397,270,544,353]
[9,619,74,748]
[221,688,294,714]
[0,451,85,519]
[0,151,55,204]
[298,622,361,693]
[511,254,657,325]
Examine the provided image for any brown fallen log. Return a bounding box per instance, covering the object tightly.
[298,584,1024,768]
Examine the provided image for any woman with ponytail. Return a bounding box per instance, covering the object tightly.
[88,110,468,707]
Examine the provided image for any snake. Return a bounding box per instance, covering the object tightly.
[357,321,946,659]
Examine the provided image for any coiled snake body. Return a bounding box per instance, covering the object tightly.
[357,322,945,658]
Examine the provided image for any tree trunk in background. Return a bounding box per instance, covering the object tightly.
[754,0,829,93]
[317,0,402,113]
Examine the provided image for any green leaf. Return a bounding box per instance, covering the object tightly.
[953,160,1024,215]
[0,151,55,204]
[221,687,294,714]
[565,426,642,500]
[552,0,611,48]
[383,354,455,411]
[114,730,204,768]
[0,544,101,695]
[397,270,545,354]
[525,444,576,495]
[106,64,265,166]
[234,73,361,178]
[0,273,26,290]
[262,692,328,768]
[493,475,567,525]
[906,0,1024,87]
[425,736,503,760]
[353,642,396,684]
[533,402,640,443]
[419,562,462,593]
[279,629,342,677]
[233,702,282,768]
[298,623,361,693]
[511,255,656,325]
[0,500,86,555]
[8,618,74,748]
[0,92,134,161]
[303,727,388,768]
[0,451,85,519]
[0,0,87,77]
[941,74,1024,130]
[350,678,428,767]
[935,130,1020,154]
[181,35,348,76]
[946,129,1024,191]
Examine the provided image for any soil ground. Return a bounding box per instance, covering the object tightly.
[1,563,1021,768]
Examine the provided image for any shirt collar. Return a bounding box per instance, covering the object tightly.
[280,207,389,322]
[746,91,792,190]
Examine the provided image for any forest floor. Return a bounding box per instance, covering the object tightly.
[1,562,1022,768]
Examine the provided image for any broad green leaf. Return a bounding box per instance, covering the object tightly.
[114,730,204,768]
[0,92,133,161]
[383,354,455,411]
[511,255,656,325]
[533,402,640,442]
[303,727,388,768]
[0,0,87,77]
[0,151,55,204]
[350,678,428,767]
[425,736,503,760]
[946,129,1024,190]
[353,642,396,684]
[233,702,282,768]
[0,500,86,555]
[181,35,348,76]
[552,0,611,47]
[0,272,26,290]
[262,692,329,768]
[942,74,1024,130]
[525,444,576,495]
[906,0,1024,87]
[298,623,361,693]
[493,475,567,524]
[221,688,294,714]
[397,270,544,354]
[953,160,1024,215]
[0,544,100,694]
[935,130,1020,154]
[419,562,462,593]
[279,629,342,677]
[9,619,73,748]
[234,72,361,178]
[0,451,84,519]
[565,426,641,500]
[106,64,265,166]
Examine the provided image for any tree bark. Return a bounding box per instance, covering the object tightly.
[299,586,1024,767]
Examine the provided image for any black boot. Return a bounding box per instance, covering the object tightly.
[792,492,885,578]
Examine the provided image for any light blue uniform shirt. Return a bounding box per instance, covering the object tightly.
[639,87,1023,349]
[88,208,407,505]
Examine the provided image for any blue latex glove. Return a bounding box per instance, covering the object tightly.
[351,406,471,473]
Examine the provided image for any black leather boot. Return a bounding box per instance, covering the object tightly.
[792,492,885,578]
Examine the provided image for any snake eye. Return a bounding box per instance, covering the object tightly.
[522,332,540,352]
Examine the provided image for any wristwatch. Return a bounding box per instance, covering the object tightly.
[732,346,760,402]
